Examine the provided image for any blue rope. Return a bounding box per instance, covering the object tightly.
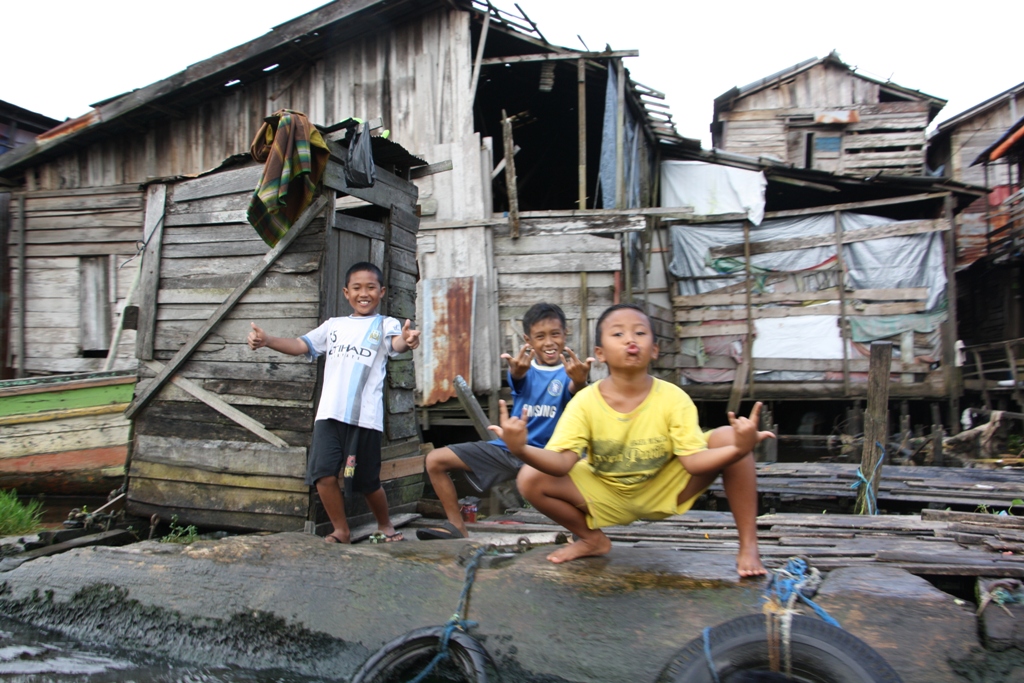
[764,558,841,629]
[702,626,721,683]
[850,441,886,515]
[406,546,490,683]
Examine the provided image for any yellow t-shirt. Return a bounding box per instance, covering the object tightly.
[545,378,707,493]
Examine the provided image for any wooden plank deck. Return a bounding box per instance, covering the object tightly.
[432,507,1024,578]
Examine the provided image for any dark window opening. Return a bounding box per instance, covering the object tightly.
[471,25,615,212]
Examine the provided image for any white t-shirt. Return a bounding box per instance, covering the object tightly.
[301,314,402,431]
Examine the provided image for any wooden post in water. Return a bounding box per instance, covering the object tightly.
[857,342,892,514]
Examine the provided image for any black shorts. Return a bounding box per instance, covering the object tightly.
[449,441,523,493]
[306,419,382,494]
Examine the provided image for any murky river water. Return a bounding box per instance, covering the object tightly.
[0,617,335,683]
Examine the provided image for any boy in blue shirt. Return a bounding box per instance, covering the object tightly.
[419,303,592,539]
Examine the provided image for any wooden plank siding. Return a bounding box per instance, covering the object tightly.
[7,189,143,374]
[126,161,423,532]
[718,62,931,176]
[25,9,479,221]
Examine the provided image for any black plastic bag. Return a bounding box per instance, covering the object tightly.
[344,123,376,188]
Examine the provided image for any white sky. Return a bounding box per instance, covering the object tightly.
[3,0,1022,146]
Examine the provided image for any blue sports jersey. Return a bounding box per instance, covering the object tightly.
[489,360,573,451]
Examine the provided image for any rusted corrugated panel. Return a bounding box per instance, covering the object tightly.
[35,110,101,143]
[420,277,476,406]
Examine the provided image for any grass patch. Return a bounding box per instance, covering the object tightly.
[0,490,43,536]
[160,515,199,544]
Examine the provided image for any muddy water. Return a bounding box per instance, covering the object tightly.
[0,617,335,683]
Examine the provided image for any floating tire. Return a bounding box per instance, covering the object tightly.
[351,625,498,683]
[657,614,903,683]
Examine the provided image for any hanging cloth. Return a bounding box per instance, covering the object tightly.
[247,109,330,247]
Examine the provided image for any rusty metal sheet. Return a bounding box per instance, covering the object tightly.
[420,277,476,407]
[36,110,101,143]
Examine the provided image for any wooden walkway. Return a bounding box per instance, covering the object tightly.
[710,463,1024,510]
[433,507,1024,579]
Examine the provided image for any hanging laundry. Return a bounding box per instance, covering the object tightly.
[247,109,329,247]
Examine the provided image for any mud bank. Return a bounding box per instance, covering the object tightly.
[0,533,985,682]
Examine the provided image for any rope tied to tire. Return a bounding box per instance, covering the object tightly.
[762,557,840,678]
[405,545,493,683]
[850,441,886,515]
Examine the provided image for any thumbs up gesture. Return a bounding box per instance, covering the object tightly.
[247,322,268,350]
[401,319,420,350]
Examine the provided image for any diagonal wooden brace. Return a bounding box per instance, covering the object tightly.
[125,193,330,419]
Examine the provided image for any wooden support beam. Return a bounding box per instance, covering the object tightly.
[857,342,892,515]
[579,271,589,355]
[455,375,491,441]
[125,194,329,418]
[480,50,639,65]
[835,211,850,396]
[710,219,946,259]
[763,192,949,220]
[578,58,587,210]
[501,110,521,239]
[134,184,167,361]
[942,195,960,434]
[615,59,625,210]
[469,10,490,106]
[15,194,25,378]
[409,160,454,179]
[142,360,289,448]
[743,220,754,395]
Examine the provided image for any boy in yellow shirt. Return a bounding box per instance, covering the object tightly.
[489,303,772,576]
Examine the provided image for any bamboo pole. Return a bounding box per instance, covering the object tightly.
[577,58,587,210]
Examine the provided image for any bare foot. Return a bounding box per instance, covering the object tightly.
[736,544,766,577]
[546,533,612,563]
[325,531,350,544]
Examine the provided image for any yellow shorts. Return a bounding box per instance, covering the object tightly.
[568,455,708,529]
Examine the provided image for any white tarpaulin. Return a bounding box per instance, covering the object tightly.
[669,212,947,310]
[661,160,767,225]
[753,314,844,360]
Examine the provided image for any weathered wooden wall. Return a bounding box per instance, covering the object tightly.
[7,186,142,374]
[25,9,482,220]
[128,169,320,531]
[126,161,422,531]
[719,63,930,176]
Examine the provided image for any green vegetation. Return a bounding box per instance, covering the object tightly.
[160,515,199,544]
[0,490,43,536]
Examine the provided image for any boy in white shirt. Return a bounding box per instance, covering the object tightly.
[248,262,420,543]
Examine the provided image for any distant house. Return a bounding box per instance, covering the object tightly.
[712,52,945,177]
[0,100,59,159]
[927,81,1024,268]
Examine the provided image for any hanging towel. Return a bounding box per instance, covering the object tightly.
[247,109,330,247]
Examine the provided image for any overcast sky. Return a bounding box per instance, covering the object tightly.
[3,1,1022,146]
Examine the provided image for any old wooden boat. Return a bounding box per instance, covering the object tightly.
[0,371,134,495]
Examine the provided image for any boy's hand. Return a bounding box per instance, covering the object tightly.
[487,399,529,455]
[563,347,595,390]
[501,344,534,380]
[401,319,420,350]
[727,401,776,454]
[248,322,267,350]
